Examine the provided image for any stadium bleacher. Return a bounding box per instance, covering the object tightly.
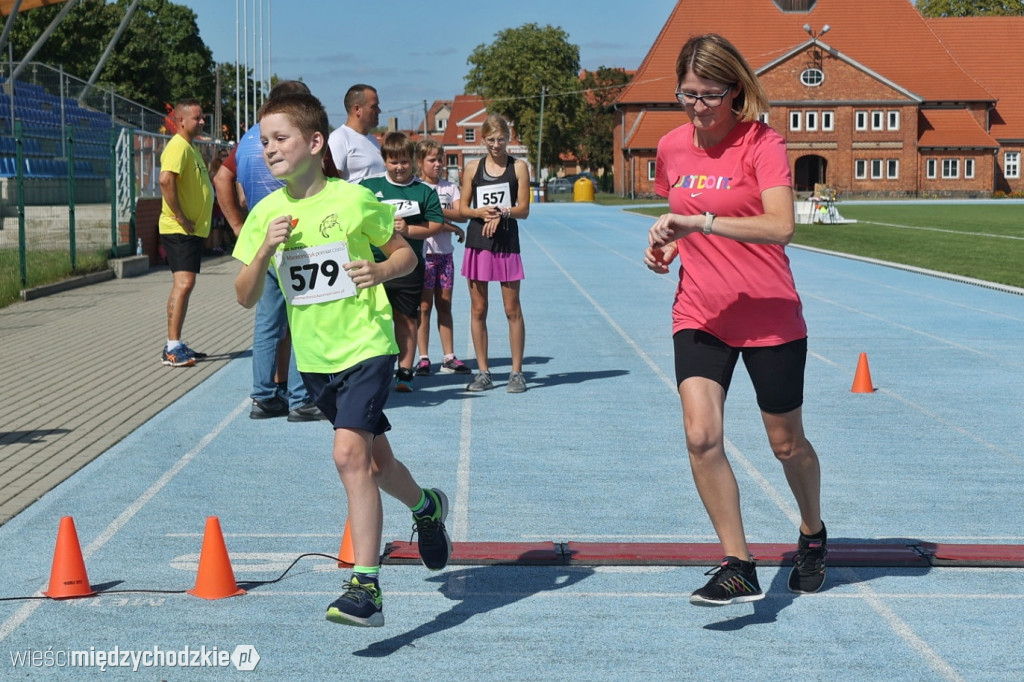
[0,77,113,179]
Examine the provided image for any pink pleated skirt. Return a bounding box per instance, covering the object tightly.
[461,247,525,282]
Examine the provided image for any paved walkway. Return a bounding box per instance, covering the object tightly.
[0,256,254,524]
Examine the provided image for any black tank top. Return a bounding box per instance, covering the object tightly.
[465,156,520,253]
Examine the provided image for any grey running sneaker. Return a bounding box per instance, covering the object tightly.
[287,402,327,422]
[411,488,452,571]
[466,371,494,392]
[506,371,527,393]
[689,556,765,606]
[325,577,383,627]
[788,525,828,594]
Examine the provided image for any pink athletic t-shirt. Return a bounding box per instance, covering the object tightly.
[654,120,806,347]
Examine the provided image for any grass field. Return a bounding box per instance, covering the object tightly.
[0,248,109,309]
[628,202,1024,289]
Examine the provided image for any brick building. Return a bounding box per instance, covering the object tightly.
[614,0,1024,198]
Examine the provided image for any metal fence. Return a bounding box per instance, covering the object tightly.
[0,63,228,292]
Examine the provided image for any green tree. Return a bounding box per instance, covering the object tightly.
[916,0,1024,16]
[465,23,585,176]
[9,0,215,115]
[577,67,631,189]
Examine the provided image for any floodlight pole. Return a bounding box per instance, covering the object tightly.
[82,0,141,100]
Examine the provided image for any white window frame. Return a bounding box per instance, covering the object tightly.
[870,159,883,179]
[1005,151,1020,179]
[821,111,834,131]
[887,110,900,131]
[887,159,899,179]
[926,158,937,179]
[855,159,867,179]
[800,68,824,87]
[964,158,975,179]
[647,160,656,181]
[871,111,884,131]
[942,158,959,179]
[805,111,818,132]
[855,111,867,131]
[437,118,447,131]
[464,128,475,143]
[758,112,770,124]
[789,111,802,131]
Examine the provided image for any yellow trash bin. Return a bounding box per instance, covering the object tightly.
[573,176,595,202]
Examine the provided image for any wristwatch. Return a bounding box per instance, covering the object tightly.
[702,211,715,235]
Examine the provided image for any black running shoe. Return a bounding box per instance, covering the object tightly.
[411,488,452,571]
[325,577,383,627]
[690,556,765,606]
[788,525,828,594]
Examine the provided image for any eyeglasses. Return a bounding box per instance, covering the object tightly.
[675,86,732,108]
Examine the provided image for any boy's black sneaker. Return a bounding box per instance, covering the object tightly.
[411,488,452,570]
[788,525,828,594]
[689,556,765,606]
[325,577,383,627]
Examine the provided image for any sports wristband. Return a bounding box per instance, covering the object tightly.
[702,212,715,235]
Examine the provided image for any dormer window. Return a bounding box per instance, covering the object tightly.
[800,68,824,87]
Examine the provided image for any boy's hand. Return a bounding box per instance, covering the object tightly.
[345,259,385,289]
[263,215,295,251]
[393,216,408,236]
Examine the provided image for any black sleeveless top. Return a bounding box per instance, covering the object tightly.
[465,156,520,254]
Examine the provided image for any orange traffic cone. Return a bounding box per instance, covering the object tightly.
[187,517,245,600]
[337,519,354,568]
[44,516,95,599]
[851,352,875,393]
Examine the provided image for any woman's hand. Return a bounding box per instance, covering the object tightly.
[644,243,677,274]
[649,212,695,247]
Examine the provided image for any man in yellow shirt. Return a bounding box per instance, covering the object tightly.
[158,99,214,366]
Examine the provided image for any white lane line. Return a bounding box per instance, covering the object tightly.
[839,567,966,682]
[453,395,473,544]
[0,398,249,643]
[809,351,1021,464]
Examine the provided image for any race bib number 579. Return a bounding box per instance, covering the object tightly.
[274,242,356,306]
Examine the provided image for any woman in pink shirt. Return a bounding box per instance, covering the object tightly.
[645,34,827,606]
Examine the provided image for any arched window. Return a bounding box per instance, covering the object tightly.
[801,68,824,87]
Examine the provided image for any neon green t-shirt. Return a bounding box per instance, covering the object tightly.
[233,178,398,374]
[158,134,214,237]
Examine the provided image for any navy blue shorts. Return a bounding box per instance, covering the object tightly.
[384,261,426,319]
[673,329,806,414]
[301,354,396,434]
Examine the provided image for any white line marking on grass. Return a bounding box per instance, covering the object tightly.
[861,220,1024,241]
[0,398,249,644]
[525,231,799,527]
[838,567,966,682]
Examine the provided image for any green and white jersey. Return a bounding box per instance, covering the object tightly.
[359,175,443,262]
[233,178,399,373]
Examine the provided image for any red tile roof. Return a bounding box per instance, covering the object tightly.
[926,17,1024,141]
[441,95,488,147]
[619,0,993,105]
[624,110,689,150]
[918,109,999,149]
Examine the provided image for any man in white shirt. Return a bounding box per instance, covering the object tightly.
[327,84,387,182]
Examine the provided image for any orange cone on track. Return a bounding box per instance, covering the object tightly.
[851,352,875,393]
[44,516,96,599]
[187,516,245,600]
[337,519,354,568]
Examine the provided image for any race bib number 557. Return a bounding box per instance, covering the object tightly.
[274,242,356,306]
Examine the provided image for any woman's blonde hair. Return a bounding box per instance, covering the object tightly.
[675,33,768,122]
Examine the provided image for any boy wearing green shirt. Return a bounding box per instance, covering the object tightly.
[360,132,444,392]
[233,93,451,628]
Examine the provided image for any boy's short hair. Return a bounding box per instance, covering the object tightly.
[416,138,443,162]
[258,93,330,142]
[267,79,311,100]
[380,131,415,161]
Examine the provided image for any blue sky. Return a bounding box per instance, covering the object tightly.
[177,0,679,129]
